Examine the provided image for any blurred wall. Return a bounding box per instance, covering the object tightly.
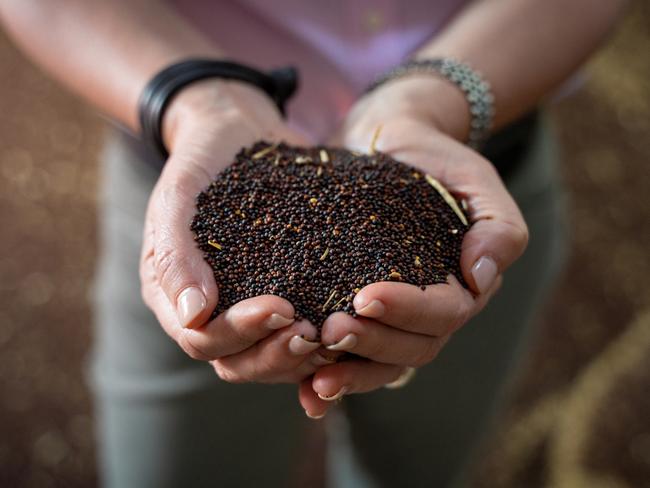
[0,26,102,488]
[0,2,648,487]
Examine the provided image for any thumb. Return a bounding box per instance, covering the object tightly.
[149,163,219,329]
[461,218,529,295]
[458,167,529,295]
[146,124,310,330]
[364,120,529,297]
[327,115,528,296]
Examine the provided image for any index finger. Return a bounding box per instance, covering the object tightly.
[181,294,296,359]
[351,276,475,336]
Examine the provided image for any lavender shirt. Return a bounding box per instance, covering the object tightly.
[169,0,468,141]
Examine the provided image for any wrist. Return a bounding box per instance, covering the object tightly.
[366,76,470,142]
[162,79,282,152]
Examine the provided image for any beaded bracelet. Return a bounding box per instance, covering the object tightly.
[366,58,495,149]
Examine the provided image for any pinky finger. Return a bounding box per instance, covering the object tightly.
[298,360,406,419]
[313,360,405,398]
[299,378,329,420]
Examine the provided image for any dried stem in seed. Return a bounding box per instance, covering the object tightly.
[322,290,338,312]
[332,296,348,310]
[207,240,223,250]
[252,143,278,159]
[319,247,330,261]
[192,141,469,331]
[295,155,312,164]
[319,149,329,163]
[369,124,383,155]
[424,174,469,226]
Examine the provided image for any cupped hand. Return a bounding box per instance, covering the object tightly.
[299,78,528,418]
[139,80,325,384]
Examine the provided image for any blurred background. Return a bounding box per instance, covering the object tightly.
[0,2,648,487]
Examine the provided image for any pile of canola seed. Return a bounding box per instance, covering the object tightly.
[191,141,471,330]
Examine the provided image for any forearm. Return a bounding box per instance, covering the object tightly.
[406,0,628,140]
[0,0,221,132]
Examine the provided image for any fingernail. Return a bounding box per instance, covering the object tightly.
[264,313,294,330]
[177,287,207,328]
[385,367,417,390]
[326,333,358,351]
[355,299,385,317]
[310,352,338,366]
[353,293,369,309]
[318,386,348,401]
[289,335,321,355]
[471,256,498,294]
[305,410,326,420]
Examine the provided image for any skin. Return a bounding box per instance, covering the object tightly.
[0,0,628,419]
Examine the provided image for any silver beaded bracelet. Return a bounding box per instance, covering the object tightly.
[367,58,495,149]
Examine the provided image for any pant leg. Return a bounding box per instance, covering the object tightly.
[340,117,568,488]
[89,133,308,488]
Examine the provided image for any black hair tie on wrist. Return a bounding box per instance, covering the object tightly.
[138,59,299,159]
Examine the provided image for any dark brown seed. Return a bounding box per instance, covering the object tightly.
[190,141,470,332]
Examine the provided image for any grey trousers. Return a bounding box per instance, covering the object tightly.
[90,119,567,488]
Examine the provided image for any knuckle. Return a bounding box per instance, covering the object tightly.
[212,361,247,384]
[448,301,471,334]
[177,332,212,361]
[515,226,529,252]
[153,246,176,285]
[508,221,530,254]
[139,254,157,309]
[153,246,192,293]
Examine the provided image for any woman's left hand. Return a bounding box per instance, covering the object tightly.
[299,77,529,418]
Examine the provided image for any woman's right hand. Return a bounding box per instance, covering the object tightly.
[139,80,326,384]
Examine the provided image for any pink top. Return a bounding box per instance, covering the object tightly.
[169,0,468,141]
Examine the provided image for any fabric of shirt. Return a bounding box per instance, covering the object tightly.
[169,0,469,141]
